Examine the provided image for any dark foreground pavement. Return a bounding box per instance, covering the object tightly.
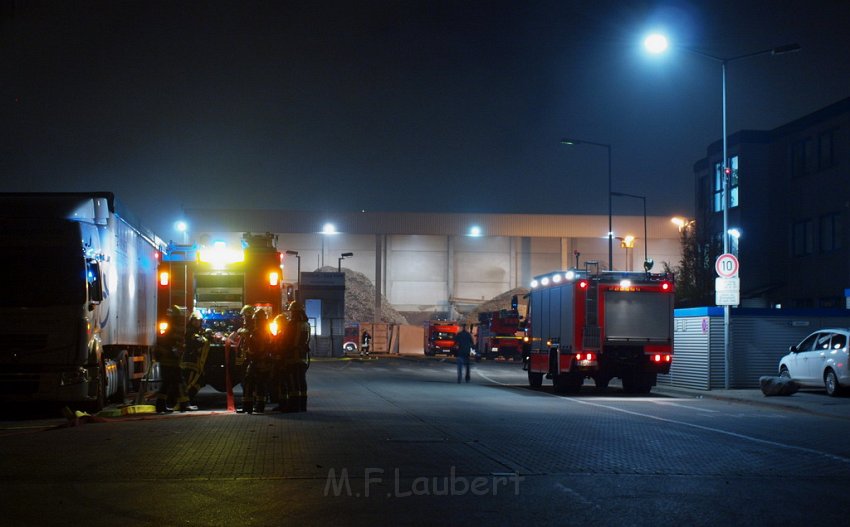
[1,356,849,526]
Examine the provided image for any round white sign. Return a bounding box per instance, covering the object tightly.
[715,253,739,278]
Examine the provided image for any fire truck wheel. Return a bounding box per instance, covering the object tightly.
[528,371,543,388]
[622,373,653,394]
[593,376,610,393]
[554,373,582,394]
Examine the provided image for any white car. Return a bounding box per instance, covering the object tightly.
[779,328,850,396]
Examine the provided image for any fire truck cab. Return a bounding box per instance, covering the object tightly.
[424,321,461,356]
[157,232,287,391]
[476,297,524,360]
[527,268,674,394]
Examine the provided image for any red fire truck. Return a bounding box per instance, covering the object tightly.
[526,269,674,394]
[476,297,524,360]
[157,232,288,391]
[423,320,461,356]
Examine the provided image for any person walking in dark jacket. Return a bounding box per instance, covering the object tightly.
[454,324,474,383]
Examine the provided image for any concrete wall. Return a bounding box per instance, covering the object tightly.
[192,213,683,317]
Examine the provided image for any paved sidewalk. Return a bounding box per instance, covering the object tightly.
[654,384,850,420]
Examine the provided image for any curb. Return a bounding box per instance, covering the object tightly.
[653,385,850,421]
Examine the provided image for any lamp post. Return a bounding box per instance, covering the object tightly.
[174,220,188,244]
[616,235,635,271]
[285,250,301,301]
[561,138,613,270]
[644,34,800,389]
[338,252,353,272]
[610,191,647,267]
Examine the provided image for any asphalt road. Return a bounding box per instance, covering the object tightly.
[1,357,849,526]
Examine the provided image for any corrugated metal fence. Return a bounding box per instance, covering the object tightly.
[658,307,850,390]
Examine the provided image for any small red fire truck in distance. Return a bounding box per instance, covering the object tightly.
[423,320,461,356]
[157,232,286,391]
[476,296,524,360]
[526,268,674,394]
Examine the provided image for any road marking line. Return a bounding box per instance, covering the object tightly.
[556,395,850,465]
[475,370,512,386]
[652,401,720,413]
[555,483,598,508]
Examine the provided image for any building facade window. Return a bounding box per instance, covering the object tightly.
[713,155,739,212]
[792,219,814,256]
[791,137,816,177]
[819,212,842,252]
[818,129,837,170]
[819,296,843,309]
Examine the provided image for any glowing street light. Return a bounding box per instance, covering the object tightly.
[174,220,188,244]
[643,33,668,54]
[671,216,694,232]
[643,33,800,389]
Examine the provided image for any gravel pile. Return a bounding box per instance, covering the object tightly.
[461,287,529,324]
[317,266,408,325]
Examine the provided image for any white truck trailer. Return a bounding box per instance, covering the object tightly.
[0,192,163,410]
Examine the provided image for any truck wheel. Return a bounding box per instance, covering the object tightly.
[528,371,543,388]
[554,373,582,394]
[85,361,106,413]
[108,351,129,404]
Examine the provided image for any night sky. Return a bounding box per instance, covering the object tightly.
[3,0,849,238]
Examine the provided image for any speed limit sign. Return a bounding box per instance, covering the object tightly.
[715,253,739,278]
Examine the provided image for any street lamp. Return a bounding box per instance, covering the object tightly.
[643,37,799,259]
[610,191,648,268]
[285,250,301,300]
[617,235,635,271]
[644,34,800,389]
[561,138,613,270]
[338,252,353,272]
[174,220,188,244]
[671,216,695,232]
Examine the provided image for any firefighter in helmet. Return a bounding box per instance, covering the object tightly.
[234,305,254,413]
[269,313,293,412]
[181,310,209,411]
[155,305,190,413]
[286,300,311,412]
[242,308,273,414]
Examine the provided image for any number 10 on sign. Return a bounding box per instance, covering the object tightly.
[715,253,739,278]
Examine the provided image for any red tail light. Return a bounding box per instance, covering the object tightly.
[661,281,672,291]
[578,280,588,289]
